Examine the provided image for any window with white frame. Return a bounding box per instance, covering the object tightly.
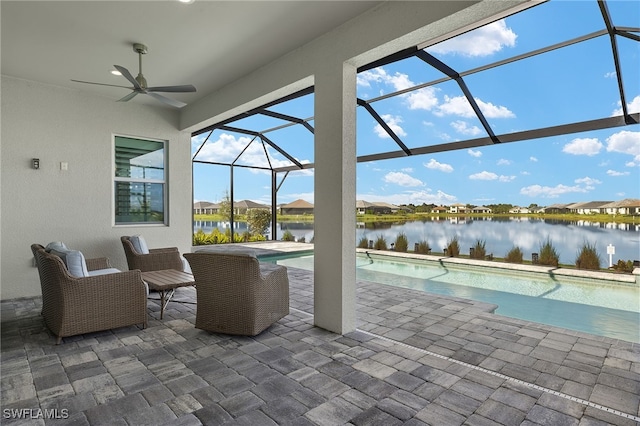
[114,135,167,225]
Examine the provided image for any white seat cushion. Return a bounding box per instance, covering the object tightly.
[87,268,121,276]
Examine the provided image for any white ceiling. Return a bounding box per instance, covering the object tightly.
[1,1,381,109]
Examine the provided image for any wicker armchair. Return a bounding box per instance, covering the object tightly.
[31,244,148,344]
[183,251,289,336]
[121,236,184,272]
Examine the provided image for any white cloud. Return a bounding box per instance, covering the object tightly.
[374,114,407,138]
[401,167,414,173]
[612,95,640,116]
[288,167,315,177]
[520,184,589,198]
[424,158,454,173]
[387,72,414,91]
[606,130,640,160]
[467,149,482,158]
[357,189,457,206]
[575,176,602,185]
[357,67,411,92]
[434,95,515,118]
[476,98,517,118]
[606,169,631,176]
[530,156,538,162]
[383,172,424,187]
[406,87,440,110]
[604,71,616,79]
[469,171,515,182]
[357,67,439,111]
[439,132,453,141]
[357,68,387,87]
[562,137,603,156]
[195,133,267,165]
[427,20,517,57]
[497,159,511,166]
[194,133,311,174]
[470,171,498,180]
[434,95,473,117]
[451,120,482,136]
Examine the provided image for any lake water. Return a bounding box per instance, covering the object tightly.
[193,217,640,264]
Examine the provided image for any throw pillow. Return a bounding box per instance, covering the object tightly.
[45,241,68,252]
[129,235,149,254]
[48,247,89,277]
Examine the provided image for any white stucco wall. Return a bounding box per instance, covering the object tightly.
[1,77,193,300]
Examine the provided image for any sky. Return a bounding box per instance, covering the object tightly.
[192,0,639,208]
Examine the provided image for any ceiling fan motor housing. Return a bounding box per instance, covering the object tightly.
[133,43,148,55]
[135,74,148,89]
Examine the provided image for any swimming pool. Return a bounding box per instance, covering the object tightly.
[262,251,640,343]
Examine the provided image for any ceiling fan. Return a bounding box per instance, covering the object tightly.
[71,43,196,108]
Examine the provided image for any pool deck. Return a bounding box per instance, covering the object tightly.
[194,241,640,286]
[2,242,639,425]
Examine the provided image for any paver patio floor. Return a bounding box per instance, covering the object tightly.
[2,265,639,425]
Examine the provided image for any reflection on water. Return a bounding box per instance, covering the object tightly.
[356,217,639,264]
[195,218,639,262]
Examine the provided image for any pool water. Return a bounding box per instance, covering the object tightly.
[263,252,640,343]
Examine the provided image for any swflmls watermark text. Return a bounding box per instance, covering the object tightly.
[3,408,69,420]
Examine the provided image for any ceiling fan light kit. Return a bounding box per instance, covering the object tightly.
[71,42,196,108]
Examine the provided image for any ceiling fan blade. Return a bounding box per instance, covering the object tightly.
[147,92,187,108]
[146,84,196,93]
[71,79,132,89]
[117,91,139,102]
[114,65,142,90]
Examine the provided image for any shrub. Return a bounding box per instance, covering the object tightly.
[246,209,271,236]
[193,229,208,245]
[394,233,409,252]
[538,237,559,267]
[416,240,431,254]
[575,241,601,270]
[446,236,460,257]
[470,239,486,260]
[281,230,295,241]
[374,235,387,250]
[357,236,369,249]
[612,259,634,273]
[297,236,306,243]
[505,246,523,263]
[192,228,266,245]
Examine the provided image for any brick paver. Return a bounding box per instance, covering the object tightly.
[1,263,639,425]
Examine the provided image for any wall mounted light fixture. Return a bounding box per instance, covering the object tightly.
[32,158,40,169]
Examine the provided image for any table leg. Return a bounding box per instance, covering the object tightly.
[158,289,176,320]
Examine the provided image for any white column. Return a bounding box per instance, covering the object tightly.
[313,61,357,334]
